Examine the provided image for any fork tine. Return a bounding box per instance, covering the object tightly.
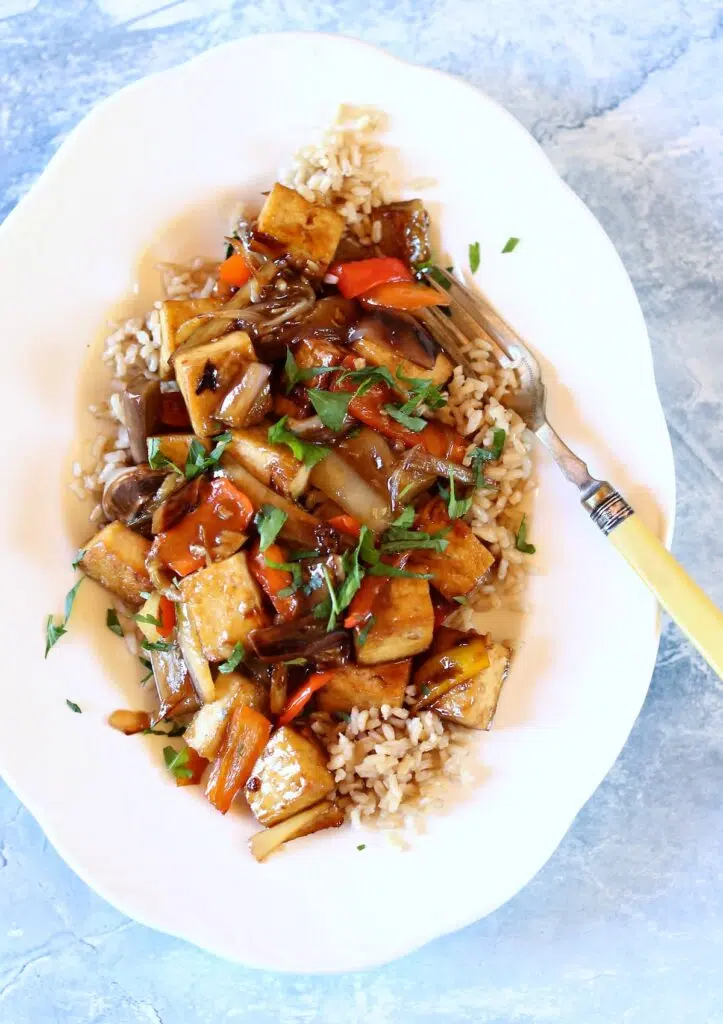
[417,306,480,378]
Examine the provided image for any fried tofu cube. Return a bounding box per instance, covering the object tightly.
[257,183,344,269]
[349,329,453,390]
[354,578,433,665]
[416,521,494,600]
[246,726,335,826]
[159,297,219,377]
[315,660,412,713]
[184,672,269,759]
[174,331,256,437]
[178,552,266,662]
[225,427,309,499]
[431,642,510,729]
[147,433,210,468]
[80,521,151,608]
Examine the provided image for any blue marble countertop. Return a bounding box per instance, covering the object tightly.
[2,3,722,1021]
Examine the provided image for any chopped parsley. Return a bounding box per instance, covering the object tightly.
[185,432,232,480]
[284,349,333,393]
[144,721,186,737]
[382,369,446,433]
[133,612,161,627]
[367,564,432,580]
[336,364,397,395]
[268,416,330,468]
[470,428,506,469]
[502,236,520,253]
[356,616,376,647]
[106,607,124,638]
[356,843,366,851]
[439,473,474,520]
[218,642,245,674]
[421,684,432,697]
[163,745,193,781]
[414,261,454,289]
[379,527,449,555]
[141,638,175,653]
[71,548,86,571]
[139,656,154,683]
[65,699,82,714]
[265,555,304,593]
[307,388,353,432]
[255,504,287,552]
[390,506,415,529]
[383,404,427,432]
[515,515,536,554]
[147,437,182,474]
[469,241,481,273]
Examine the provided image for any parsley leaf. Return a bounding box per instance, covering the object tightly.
[268,416,330,468]
[163,745,193,780]
[71,548,86,571]
[515,515,536,554]
[395,369,447,412]
[139,656,154,683]
[141,638,175,653]
[106,607,124,637]
[502,236,520,253]
[356,843,366,851]
[147,437,182,474]
[66,699,82,714]
[469,241,481,273]
[265,555,304,592]
[144,722,186,737]
[336,526,370,613]
[133,612,162,627]
[284,349,332,393]
[391,506,415,529]
[383,404,427,432]
[64,578,83,623]
[379,527,449,555]
[414,261,454,289]
[255,504,287,552]
[307,388,353,432]
[185,431,233,480]
[321,566,342,631]
[367,564,432,580]
[470,429,506,466]
[287,548,321,561]
[218,642,245,674]
[44,616,67,657]
[336,364,397,395]
[439,473,473,520]
[356,615,376,647]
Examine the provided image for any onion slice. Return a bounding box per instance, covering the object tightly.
[249,801,344,862]
[176,602,215,704]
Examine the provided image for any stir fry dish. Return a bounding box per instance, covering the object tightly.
[57,140,534,859]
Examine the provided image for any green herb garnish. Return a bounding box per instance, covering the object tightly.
[265,555,304,593]
[66,699,82,714]
[390,506,415,529]
[287,549,321,562]
[383,404,427,432]
[255,504,287,552]
[139,656,154,683]
[307,388,353,432]
[133,612,162,627]
[336,364,397,394]
[185,432,233,480]
[356,844,366,851]
[106,607,124,637]
[356,616,376,647]
[282,657,308,667]
[414,261,453,289]
[284,349,333,393]
[147,437,182,474]
[515,515,536,554]
[502,237,520,253]
[379,528,449,555]
[439,473,474,520]
[218,641,245,674]
[144,722,186,737]
[367,564,432,580]
[268,416,330,468]
[141,638,175,653]
[470,429,506,466]
[163,746,193,781]
[469,242,481,273]
[71,548,86,571]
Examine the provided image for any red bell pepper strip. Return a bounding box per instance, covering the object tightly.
[205,704,271,813]
[329,257,412,299]
[152,477,254,577]
[343,575,387,630]
[248,539,300,621]
[157,596,176,638]
[359,280,451,309]
[327,514,362,539]
[218,252,252,288]
[277,672,335,726]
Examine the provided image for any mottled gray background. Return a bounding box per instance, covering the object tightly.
[1,2,722,1022]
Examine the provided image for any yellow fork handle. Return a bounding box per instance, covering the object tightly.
[608,513,723,677]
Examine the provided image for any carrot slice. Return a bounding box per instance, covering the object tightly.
[205,705,272,813]
[359,280,450,310]
[218,252,252,288]
[277,672,335,726]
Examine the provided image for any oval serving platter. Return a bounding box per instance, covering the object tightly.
[0,33,674,972]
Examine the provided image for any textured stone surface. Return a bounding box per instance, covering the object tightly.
[1,3,722,1021]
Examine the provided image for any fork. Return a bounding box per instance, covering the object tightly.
[420,268,723,678]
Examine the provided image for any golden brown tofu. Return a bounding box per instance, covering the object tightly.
[350,329,453,391]
[295,334,345,372]
[415,521,494,600]
[149,646,199,725]
[246,726,335,826]
[257,183,344,270]
[184,672,268,759]
[315,660,412,713]
[80,521,151,608]
[159,297,219,377]
[354,578,433,665]
[178,552,267,662]
[174,331,257,437]
[225,427,310,499]
[147,434,210,469]
[431,642,510,729]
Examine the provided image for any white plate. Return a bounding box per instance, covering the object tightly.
[0,33,674,972]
